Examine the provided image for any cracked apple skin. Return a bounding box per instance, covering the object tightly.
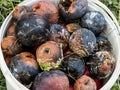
[69,28,96,57]
[50,24,70,49]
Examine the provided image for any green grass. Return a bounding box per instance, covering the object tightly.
[0,0,23,26]
[0,0,120,90]
[100,0,120,24]
[0,71,6,90]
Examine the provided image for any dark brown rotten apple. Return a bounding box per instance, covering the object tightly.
[1,36,22,56]
[6,23,16,36]
[36,41,62,71]
[59,0,88,22]
[66,23,80,33]
[32,0,59,23]
[32,70,69,90]
[4,55,12,65]
[13,5,33,19]
[74,75,97,90]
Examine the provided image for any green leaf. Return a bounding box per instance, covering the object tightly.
[39,63,51,71]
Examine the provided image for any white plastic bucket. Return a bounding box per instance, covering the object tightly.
[0,0,120,90]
